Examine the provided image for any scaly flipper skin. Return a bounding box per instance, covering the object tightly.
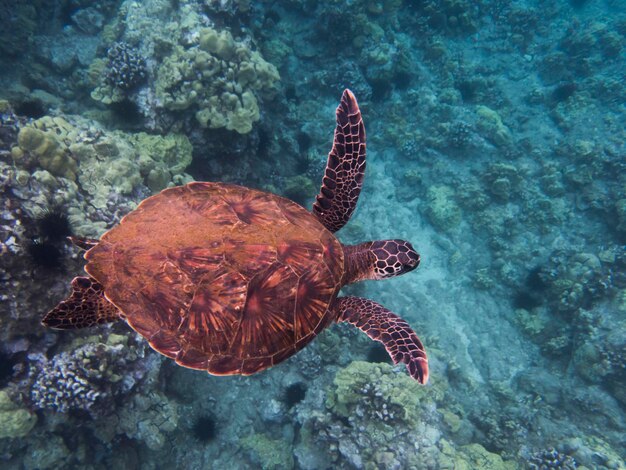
[335,296,429,384]
[42,276,121,329]
[312,89,366,233]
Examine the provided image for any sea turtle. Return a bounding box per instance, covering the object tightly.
[43,90,429,383]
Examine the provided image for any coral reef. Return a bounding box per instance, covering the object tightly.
[294,360,458,469]
[326,360,428,425]
[0,0,625,468]
[439,441,516,469]
[114,391,179,450]
[241,433,294,470]
[89,3,280,135]
[30,334,149,416]
[475,106,512,147]
[154,26,279,133]
[13,117,79,181]
[11,114,193,211]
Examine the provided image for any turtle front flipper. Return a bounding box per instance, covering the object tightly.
[334,296,429,384]
[312,89,366,233]
[42,276,121,329]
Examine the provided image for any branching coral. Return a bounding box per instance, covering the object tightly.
[528,447,577,470]
[91,42,147,104]
[104,42,147,91]
[30,335,148,415]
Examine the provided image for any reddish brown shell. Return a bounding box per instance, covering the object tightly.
[84,182,344,375]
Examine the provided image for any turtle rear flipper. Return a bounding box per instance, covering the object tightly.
[335,296,429,384]
[312,89,366,233]
[42,276,121,329]
[68,236,99,251]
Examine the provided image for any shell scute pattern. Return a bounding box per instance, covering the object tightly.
[84,182,344,374]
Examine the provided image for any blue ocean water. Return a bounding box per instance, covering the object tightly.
[0,0,624,468]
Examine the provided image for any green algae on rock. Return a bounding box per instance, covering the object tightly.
[326,360,433,425]
[14,117,79,180]
[476,106,512,147]
[426,185,462,232]
[153,27,279,134]
[0,390,37,439]
[439,440,517,470]
[241,433,294,470]
[12,114,193,209]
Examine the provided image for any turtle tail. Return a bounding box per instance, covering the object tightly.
[43,276,121,329]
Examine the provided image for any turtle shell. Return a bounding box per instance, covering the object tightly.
[84,182,344,375]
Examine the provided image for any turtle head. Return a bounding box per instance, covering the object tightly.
[343,239,420,284]
[370,239,420,279]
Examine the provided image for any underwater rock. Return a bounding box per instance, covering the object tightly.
[616,199,626,234]
[482,163,524,201]
[116,391,179,451]
[0,390,37,439]
[476,106,512,147]
[561,435,625,469]
[439,440,517,469]
[0,4,37,58]
[241,433,294,470]
[71,7,105,35]
[22,433,70,470]
[426,185,462,232]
